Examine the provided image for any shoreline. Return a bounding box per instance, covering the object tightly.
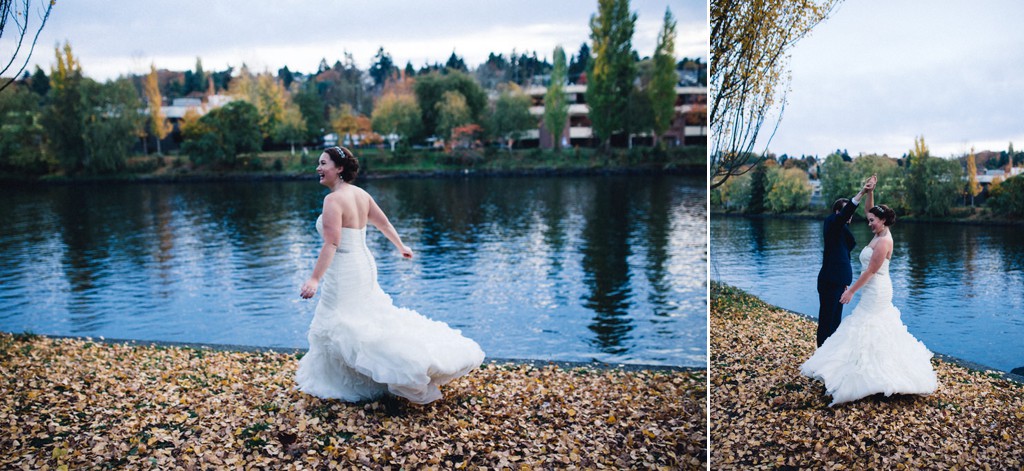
[17,333,702,373]
[0,162,705,186]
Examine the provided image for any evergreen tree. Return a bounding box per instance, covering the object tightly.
[369,47,397,88]
[29,66,50,97]
[587,0,637,150]
[404,61,416,77]
[445,52,468,73]
[748,162,768,213]
[278,65,294,89]
[568,43,591,84]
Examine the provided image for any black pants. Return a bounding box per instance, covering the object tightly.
[816,280,846,347]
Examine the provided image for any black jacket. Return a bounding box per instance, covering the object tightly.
[817,200,858,286]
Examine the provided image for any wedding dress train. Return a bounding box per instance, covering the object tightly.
[295,215,485,404]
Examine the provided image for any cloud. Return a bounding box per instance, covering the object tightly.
[759,0,1024,158]
[6,0,705,81]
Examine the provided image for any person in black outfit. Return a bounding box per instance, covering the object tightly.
[816,175,876,347]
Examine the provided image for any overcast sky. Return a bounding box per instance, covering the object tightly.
[6,0,705,83]
[758,0,1024,159]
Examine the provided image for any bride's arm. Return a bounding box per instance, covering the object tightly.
[839,237,891,304]
[300,198,343,298]
[863,175,876,215]
[367,196,413,259]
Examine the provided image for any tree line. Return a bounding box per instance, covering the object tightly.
[0,1,703,176]
[712,137,1024,217]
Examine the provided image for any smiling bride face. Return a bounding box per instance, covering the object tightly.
[866,212,885,235]
[868,212,884,234]
[316,152,342,188]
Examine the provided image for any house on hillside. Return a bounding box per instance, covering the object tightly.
[142,95,234,153]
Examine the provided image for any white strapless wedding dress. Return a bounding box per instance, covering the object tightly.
[801,246,938,406]
[295,215,485,404]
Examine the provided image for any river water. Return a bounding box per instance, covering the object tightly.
[0,175,705,367]
[711,215,1024,373]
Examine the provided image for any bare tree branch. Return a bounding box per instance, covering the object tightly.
[710,0,843,189]
[1,0,55,93]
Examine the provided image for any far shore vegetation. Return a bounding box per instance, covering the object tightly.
[712,137,1024,223]
[1,146,705,183]
[1,1,706,184]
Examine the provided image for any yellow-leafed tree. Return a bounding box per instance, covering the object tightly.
[966,147,981,206]
[144,65,173,155]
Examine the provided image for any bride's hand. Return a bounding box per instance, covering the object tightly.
[399,245,414,259]
[839,288,854,304]
[300,278,319,299]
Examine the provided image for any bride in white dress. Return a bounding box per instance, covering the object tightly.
[801,203,938,406]
[297,146,485,404]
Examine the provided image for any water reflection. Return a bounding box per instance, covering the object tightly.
[0,176,705,366]
[580,178,634,354]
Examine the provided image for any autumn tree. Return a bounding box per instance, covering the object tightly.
[1,0,55,93]
[331,104,364,147]
[587,0,637,150]
[765,166,812,213]
[143,65,173,155]
[435,90,472,149]
[544,46,569,152]
[710,0,843,188]
[966,147,981,206]
[372,90,422,151]
[229,67,291,141]
[649,7,677,148]
[489,83,536,153]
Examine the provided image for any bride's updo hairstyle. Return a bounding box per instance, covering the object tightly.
[325,146,359,182]
[868,204,897,226]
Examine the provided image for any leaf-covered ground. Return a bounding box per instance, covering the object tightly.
[0,333,705,470]
[710,282,1024,469]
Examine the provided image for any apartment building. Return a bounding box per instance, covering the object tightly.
[521,84,707,148]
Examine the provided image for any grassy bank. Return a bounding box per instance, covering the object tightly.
[1,333,705,469]
[710,282,1024,469]
[5,146,705,184]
